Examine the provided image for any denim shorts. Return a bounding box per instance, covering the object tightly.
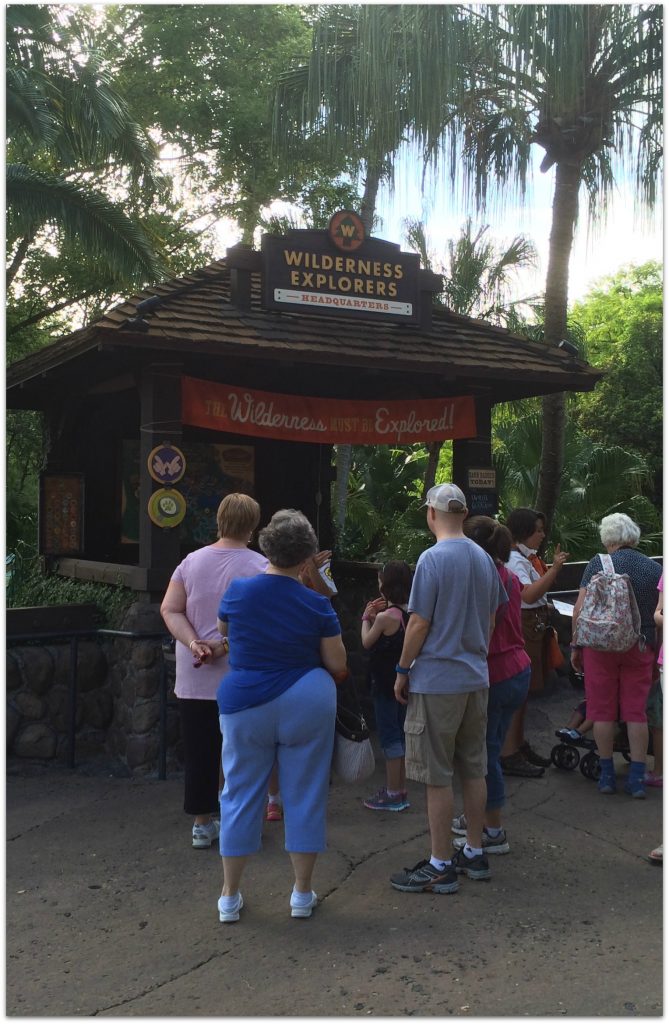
[373,693,406,760]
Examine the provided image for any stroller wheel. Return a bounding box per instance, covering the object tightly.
[553,744,580,771]
[580,751,601,780]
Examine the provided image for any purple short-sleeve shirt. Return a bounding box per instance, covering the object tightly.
[171,545,267,700]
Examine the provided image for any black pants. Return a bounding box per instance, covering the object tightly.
[179,698,221,816]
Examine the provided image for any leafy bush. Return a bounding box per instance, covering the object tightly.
[7,553,134,628]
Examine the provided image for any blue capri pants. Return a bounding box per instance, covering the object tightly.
[218,667,336,856]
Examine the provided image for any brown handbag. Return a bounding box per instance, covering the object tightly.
[544,626,565,670]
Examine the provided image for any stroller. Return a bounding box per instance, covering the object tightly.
[550,722,650,781]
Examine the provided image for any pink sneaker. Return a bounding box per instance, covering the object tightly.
[644,772,663,788]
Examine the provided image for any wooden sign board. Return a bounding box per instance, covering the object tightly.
[468,468,496,489]
[39,473,84,555]
[467,490,499,517]
[261,225,421,324]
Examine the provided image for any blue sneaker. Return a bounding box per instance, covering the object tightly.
[598,775,617,794]
[624,777,646,799]
[363,787,409,812]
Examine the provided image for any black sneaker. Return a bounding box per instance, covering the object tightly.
[500,751,544,777]
[390,859,459,894]
[519,741,552,768]
[451,847,491,880]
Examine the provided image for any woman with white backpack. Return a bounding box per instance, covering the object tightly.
[571,513,662,798]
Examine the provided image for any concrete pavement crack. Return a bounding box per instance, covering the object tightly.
[91,950,230,1014]
[320,827,429,900]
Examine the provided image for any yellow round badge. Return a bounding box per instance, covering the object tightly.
[147,488,186,528]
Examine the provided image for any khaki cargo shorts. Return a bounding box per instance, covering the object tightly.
[404,689,488,786]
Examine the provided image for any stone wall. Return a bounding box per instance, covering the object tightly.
[105,603,181,774]
[7,639,110,760]
[6,556,596,773]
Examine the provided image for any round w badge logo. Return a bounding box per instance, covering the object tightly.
[329,210,365,251]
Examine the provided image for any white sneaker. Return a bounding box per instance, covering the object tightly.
[451,813,467,836]
[290,890,318,918]
[218,892,243,923]
[192,819,219,849]
[452,828,510,855]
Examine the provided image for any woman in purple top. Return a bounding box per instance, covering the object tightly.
[160,494,267,849]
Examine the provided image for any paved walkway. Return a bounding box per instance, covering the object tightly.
[6,681,662,1016]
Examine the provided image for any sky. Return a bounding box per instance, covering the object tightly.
[371,144,663,304]
[212,140,662,310]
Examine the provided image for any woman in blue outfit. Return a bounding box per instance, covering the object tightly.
[216,509,347,923]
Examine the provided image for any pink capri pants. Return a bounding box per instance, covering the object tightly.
[583,644,656,722]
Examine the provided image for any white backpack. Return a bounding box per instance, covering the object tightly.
[573,553,641,652]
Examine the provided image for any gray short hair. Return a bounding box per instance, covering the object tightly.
[258,509,318,568]
[599,513,641,548]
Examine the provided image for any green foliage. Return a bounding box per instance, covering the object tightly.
[107,4,353,242]
[337,445,431,562]
[7,163,164,285]
[6,412,43,554]
[493,412,661,559]
[571,262,663,505]
[404,216,538,321]
[7,554,134,628]
[7,5,163,286]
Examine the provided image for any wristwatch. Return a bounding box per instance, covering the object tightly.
[395,664,410,675]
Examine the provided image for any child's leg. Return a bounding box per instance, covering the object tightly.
[566,699,587,731]
[385,699,407,793]
[386,756,405,793]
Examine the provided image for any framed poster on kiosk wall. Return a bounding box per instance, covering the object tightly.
[39,472,85,556]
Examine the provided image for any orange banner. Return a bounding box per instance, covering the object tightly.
[182,377,477,445]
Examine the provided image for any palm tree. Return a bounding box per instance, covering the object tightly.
[273,6,418,537]
[404,216,538,494]
[278,5,662,534]
[6,5,163,287]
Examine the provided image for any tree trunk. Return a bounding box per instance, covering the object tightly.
[334,443,352,537]
[6,229,37,288]
[334,154,385,543]
[422,441,443,497]
[536,160,581,536]
[8,290,99,336]
[360,156,383,234]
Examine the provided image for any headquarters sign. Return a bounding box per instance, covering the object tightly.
[261,211,421,324]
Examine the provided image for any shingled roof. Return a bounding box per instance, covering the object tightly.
[7,256,602,407]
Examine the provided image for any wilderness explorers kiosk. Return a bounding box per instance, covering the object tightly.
[7,211,601,599]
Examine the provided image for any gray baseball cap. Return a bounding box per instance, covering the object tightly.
[423,483,467,513]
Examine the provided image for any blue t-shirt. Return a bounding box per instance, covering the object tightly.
[408,537,507,694]
[217,574,341,714]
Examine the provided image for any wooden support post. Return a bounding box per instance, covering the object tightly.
[139,363,183,591]
[452,398,498,517]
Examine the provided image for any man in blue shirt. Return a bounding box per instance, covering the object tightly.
[390,483,507,894]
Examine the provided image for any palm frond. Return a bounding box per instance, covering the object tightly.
[7,163,164,285]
